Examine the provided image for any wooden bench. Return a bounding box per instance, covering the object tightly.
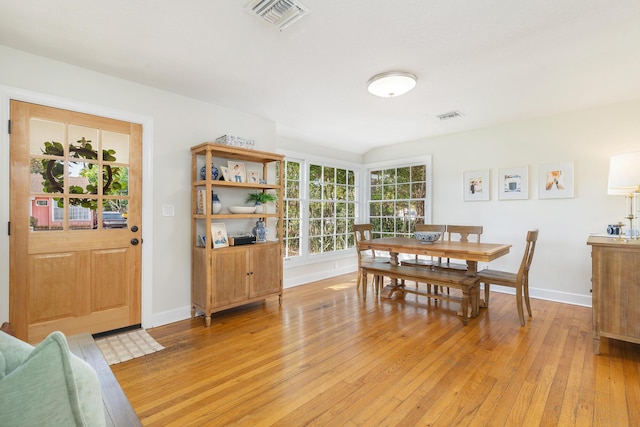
[361,263,480,325]
[67,333,142,427]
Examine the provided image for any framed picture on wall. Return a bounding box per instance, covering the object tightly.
[539,162,574,199]
[498,166,528,200]
[463,169,490,201]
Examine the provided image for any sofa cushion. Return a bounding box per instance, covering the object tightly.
[0,350,5,380]
[0,329,33,375]
[0,331,105,427]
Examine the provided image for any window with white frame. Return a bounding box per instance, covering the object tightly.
[53,204,91,221]
[308,163,357,254]
[282,158,358,259]
[368,164,428,238]
[283,159,302,258]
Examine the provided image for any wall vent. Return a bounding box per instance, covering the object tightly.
[245,0,310,31]
[436,110,464,121]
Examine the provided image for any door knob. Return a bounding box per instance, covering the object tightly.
[130,225,139,232]
[130,238,139,245]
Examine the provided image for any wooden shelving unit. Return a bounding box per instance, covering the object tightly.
[191,143,284,327]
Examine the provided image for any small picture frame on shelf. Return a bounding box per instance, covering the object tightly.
[227,161,246,183]
[247,170,259,184]
[211,223,229,249]
[220,166,231,181]
[199,234,207,247]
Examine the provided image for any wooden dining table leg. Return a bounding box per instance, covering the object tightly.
[465,260,489,308]
[465,260,478,276]
[380,252,405,299]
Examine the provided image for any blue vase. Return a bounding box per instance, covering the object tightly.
[211,193,222,214]
[200,165,219,181]
[252,220,268,243]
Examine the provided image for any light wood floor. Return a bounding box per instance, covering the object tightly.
[113,273,640,426]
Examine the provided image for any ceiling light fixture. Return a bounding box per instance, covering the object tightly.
[367,72,417,97]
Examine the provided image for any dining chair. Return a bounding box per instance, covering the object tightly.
[353,224,390,294]
[477,229,539,326]
[398,224,447,295]
[438,225,483,270]
[400,224,447,268]
[427,225,483,296]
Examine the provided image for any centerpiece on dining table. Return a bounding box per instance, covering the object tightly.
[414,231,442,244]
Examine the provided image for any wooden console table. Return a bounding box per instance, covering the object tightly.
[587,236,640,354]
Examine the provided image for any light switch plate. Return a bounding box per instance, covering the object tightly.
[162,205,175,216]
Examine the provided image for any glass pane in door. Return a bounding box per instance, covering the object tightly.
[29,118,65,155]
[102,130,130,164]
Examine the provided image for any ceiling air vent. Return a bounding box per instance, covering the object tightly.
[436,110,464,121]
[245,0,310,31]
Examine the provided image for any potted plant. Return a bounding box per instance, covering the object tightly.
[246,192,277,213]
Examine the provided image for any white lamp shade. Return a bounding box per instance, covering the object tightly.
[367,72,417,97]
[608,151,640,195]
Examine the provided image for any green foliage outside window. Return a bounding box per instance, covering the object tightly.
[35,137,128,212]
[308,163,356,255]
[283,159,358,258]
[369,165,427,238]
[282,160,302,257]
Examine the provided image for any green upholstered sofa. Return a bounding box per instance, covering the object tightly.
[0,330,106,426]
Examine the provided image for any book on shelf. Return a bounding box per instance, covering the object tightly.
[196,189,206,214]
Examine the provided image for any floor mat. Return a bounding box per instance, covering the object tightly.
[95,329,164,365]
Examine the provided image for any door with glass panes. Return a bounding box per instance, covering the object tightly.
[9,100,142,343]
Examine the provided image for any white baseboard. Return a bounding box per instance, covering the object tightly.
[487,284,592,307]
[284,265,355,289]
[146,306,193,329]
[146,272,593,330]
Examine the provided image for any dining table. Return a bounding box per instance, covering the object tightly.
[358,237,512,303]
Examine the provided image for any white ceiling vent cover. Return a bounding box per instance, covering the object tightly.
[436,110,465,121]
[245,0,310,31]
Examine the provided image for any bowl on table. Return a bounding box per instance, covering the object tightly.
[227,206,257,214]
[414,231,442,244]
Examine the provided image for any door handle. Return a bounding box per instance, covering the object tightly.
[130,225,139,232]
[130,238,140,245]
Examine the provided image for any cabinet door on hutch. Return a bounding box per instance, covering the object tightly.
[211,249,250,307]
[250,244,282,298]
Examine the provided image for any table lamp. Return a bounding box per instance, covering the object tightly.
[608,151,640,238]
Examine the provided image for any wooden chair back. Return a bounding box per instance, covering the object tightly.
[413,224,447,264]
[478,229,539,325]
[446,225,483,243]
[353,223,375,260]
[415,224,446,233]
[518,229,539,280]
[353,223,390,291]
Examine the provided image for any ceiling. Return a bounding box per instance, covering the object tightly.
[1,1,640,155]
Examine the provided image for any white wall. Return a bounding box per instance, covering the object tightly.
[2,44,639,327]
[365,100,640,305]
[0,45,277,327]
